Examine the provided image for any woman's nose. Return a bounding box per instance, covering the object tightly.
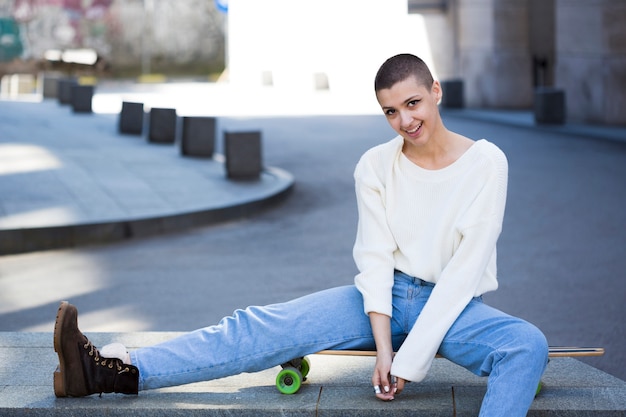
[400,111,413,127]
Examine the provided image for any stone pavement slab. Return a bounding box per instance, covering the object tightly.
[1,332,625,416]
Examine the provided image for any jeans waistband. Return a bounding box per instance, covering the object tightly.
[394,269,435,287]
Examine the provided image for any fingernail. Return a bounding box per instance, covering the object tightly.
[384,386,390,393]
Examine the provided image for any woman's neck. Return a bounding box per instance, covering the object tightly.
[402,129,474,170]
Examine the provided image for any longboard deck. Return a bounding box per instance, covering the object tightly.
[315,346,605,358]
[275,346,604,394]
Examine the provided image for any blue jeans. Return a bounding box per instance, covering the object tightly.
[130,271,548,416]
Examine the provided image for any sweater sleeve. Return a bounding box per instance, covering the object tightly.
[352,146,398,317]
[391,147,508,382]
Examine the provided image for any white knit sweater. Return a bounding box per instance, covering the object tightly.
[353,135,508,382]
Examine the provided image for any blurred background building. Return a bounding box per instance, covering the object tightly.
[0,0,226,77]
[0,0,623,125]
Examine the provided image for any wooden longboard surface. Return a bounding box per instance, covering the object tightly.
[316,347,604,358]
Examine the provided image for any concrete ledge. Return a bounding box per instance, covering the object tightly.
[1,332,625,416]
[440,108,626,144]
[0,166,294,255]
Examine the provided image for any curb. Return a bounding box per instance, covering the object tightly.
[0,167,294,255]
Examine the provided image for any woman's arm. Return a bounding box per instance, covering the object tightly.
[352,140,408,399]
[353,150,398,317]
[369,312,397,401]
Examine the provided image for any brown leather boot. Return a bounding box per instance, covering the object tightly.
[53,301,139,397]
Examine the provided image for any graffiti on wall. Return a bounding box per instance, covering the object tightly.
[0,0,225,73]
[1,0,116,60]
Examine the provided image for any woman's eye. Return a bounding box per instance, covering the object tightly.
[408,99,420,107]
[385,109,396,116]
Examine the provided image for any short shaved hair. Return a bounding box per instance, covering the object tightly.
[374,54,434,92]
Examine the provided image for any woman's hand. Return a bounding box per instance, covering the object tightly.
[394,375,407,396]
[372,351,396,401]
[371,352,409,400]
[368,311,405,401]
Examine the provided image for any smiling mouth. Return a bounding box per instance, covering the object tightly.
[405,122,423,135]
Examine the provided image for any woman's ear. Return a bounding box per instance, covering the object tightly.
[432,80,443,104]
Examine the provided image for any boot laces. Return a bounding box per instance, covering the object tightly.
[84,341,128,373]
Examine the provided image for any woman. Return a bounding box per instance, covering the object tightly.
[54,54,548,417]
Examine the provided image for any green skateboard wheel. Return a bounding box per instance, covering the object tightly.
[300,356,311,378]
[276,366,303,394]
[535,381,543,396]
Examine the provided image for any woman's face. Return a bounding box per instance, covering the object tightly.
[376,76,442,148]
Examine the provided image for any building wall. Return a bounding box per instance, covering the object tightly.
[555,0,626,125]
[107,0,225,73]
[529,0,556,87]
[0,0,225,75]
[454,0,533,109]
[440,0,625,125]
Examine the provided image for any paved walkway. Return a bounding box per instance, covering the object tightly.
[0,92,294,254]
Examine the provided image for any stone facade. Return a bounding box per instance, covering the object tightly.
[456,0,533,109]
[430,0,625,124]
[555,0,626,125]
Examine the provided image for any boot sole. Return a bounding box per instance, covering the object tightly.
[53,301,69,397]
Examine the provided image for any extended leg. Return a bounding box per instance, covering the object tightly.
[131,285,376,390]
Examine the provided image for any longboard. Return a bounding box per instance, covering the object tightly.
[275,346,604,395]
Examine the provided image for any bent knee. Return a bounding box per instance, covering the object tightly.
[514,321,549,365]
